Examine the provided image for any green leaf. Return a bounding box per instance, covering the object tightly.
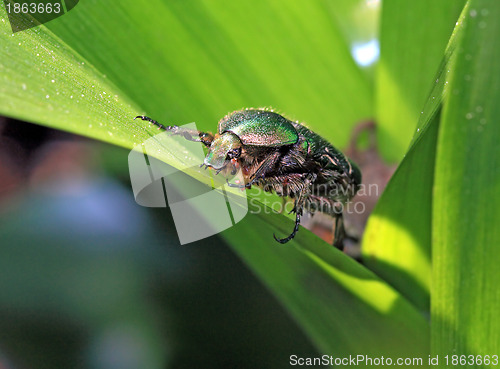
[376,0,465,161]
[0,10,145,149]
[432,0,500,358]
[45,0,372,147]
[362,1,466,311]
[224,212,429,357]
[362,116,438,312]
[0,1,430,359]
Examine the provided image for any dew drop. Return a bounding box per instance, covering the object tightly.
[470,9,477,17]
[466,112,474,119]
[51,79,55,83]
[476,106,483,113]
[45,95,50,99]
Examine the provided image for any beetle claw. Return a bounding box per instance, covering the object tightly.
[273,233,293,244]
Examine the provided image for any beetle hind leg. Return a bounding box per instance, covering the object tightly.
[273,211,302,244]
[333,214,346,250]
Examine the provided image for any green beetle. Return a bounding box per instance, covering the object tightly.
[135,109,361,248]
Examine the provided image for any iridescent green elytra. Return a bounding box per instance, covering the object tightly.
[135,109,361,248]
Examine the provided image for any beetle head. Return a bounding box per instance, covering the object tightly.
[203,132,242,170]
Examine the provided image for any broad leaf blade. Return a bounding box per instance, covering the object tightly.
[376,0,465,161]
[432,0,500,358]
[362,116,438,312]
[0,11,143,148]
[224,212,429,358]
[45,0,373,147]
[362,1,466,311]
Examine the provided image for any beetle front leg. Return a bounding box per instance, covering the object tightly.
[226,151,281,189]
[248,151,281,184]
[135,115,214,147]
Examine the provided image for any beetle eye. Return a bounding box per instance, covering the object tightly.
[227,147,241,160]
